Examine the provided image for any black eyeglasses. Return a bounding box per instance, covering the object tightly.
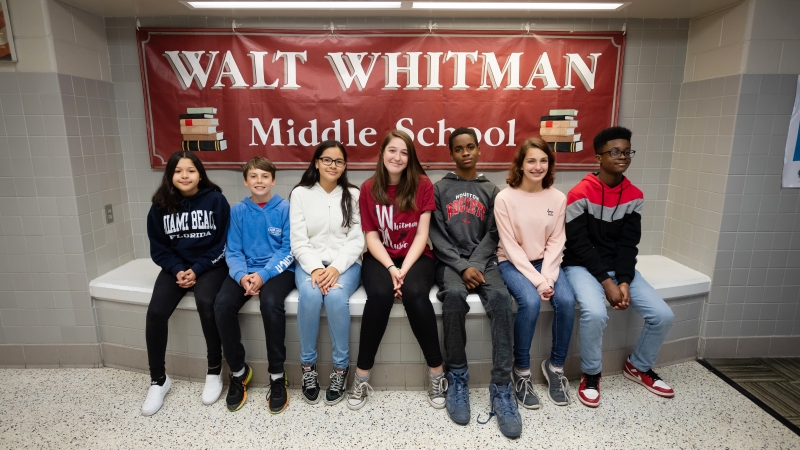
[319,156,346,167]
[599,149,636,159]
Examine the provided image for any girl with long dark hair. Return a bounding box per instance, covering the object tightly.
[290,140,365,406]
[346,131,446,410]
[142,151,230,416]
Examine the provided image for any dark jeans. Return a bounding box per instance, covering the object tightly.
[146,266,228,381]
[357,253,442,370]
[437,259,514,385]
[214,271,295,374]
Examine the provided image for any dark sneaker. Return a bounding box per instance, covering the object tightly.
[623,358,675,398]
[427,370,448,409]
[226,364,253,412]
[445,367,470,425]
[578,372,601,408]
[268,373,289,414]
[489,382,523,439]
[301,364,321,405]
[541,359,570,406]
[325,367,349,405]
[511,369,540,409]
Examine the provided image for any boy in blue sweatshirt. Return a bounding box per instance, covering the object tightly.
[215,157,295,414]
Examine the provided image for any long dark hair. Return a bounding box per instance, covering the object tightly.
[506,137,556,189]
[292,140,358,228]
[370,130,427,212]
[152,151,222,214]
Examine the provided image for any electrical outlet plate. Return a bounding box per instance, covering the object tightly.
[105,204,114,224]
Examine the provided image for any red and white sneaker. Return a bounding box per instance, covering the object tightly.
[623,359,675,398]
[578,373,601,408]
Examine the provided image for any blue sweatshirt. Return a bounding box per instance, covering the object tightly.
[147,188,230,277]
[226,195,295,284]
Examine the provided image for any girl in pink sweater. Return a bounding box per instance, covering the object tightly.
[495,137,576,409]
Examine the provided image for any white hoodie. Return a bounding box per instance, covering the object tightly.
[289,183,365,275]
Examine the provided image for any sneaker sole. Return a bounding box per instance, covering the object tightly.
[541,360,569,406]
[515,397,541,410]
[302,392,321,405]
[346,400,367,410]
[622,370,675,398]
[268,392,289,414]
[427,396,447,409]
[578,394,600,408]
[141,378,172,416]
[324,392,346,406]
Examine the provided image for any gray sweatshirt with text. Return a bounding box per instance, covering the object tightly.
[430,172,501,274]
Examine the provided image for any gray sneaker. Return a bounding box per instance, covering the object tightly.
[427,370,448,409]
[541,359,570,406]
[346,372,373,410]
[511,369,540,409]
[489,382,523,439]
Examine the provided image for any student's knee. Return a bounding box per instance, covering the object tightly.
[582,303,608,327]
[323,289,350,314]
[297,289,323,314]
[260,293,286,316]
[401,283,432,303]
[145,306,170,324]
[651,304,675,330]
[438,285,468,313]
[482,287,513,315]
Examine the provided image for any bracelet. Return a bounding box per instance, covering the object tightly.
[387,265,398,271]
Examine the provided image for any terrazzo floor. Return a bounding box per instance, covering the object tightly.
[0,361,797,449]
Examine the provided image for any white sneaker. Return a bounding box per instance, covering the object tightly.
[141,375,172,416]
[201,373,223,405]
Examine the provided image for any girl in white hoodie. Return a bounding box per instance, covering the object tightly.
[290,140,365,406]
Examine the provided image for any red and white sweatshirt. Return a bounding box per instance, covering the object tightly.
[561,173,643,285]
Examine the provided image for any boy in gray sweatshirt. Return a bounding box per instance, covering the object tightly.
[430,128,519,438]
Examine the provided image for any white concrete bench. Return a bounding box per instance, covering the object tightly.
[89,255,710,316]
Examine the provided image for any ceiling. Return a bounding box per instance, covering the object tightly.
[57,0,743,19]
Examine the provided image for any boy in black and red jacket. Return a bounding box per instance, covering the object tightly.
[562,126,675,408]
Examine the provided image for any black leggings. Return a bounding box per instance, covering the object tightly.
[357,253,442,370]
[145,266,228,381]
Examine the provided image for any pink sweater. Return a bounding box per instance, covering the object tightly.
[495,186,567,293]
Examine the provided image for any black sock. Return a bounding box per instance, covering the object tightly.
[207,366,222,376]
[152,375,166,386]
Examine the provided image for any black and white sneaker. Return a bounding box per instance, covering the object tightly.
[301,364,321,404]
[325,367,349,406]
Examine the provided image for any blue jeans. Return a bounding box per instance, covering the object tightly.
[499,260,575,369]
[296,264,361,369]
[563,266,674,375]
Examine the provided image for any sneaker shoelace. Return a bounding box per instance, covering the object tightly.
[349,378,373,401]
[270,377,286,401]
[302,367,318,390]
[514,373,535,403]
[554,368,571,403]
[584,373,600,391]
[644,369,663,382]
[329,371,346,393]
[450,372,468,405]
[494,388,517,418]
[429,373,448,399]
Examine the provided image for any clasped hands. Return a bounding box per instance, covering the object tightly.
[311,266,341,295]
[602,278,631,310]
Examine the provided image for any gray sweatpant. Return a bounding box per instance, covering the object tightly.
[436,260,514,385]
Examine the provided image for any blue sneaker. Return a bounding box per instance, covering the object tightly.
[445,367,470,424]
[489,382,523,439]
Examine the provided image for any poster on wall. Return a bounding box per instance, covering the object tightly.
[0,0,18,62]
[138,28,625,170]
[783,75,800,188]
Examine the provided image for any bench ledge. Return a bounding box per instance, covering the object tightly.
[89,256,710,317]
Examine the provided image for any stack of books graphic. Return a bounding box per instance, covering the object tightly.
[540,109,582,153]
[180,107,227,151]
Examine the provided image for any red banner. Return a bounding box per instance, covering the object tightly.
[138,29,624,170]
